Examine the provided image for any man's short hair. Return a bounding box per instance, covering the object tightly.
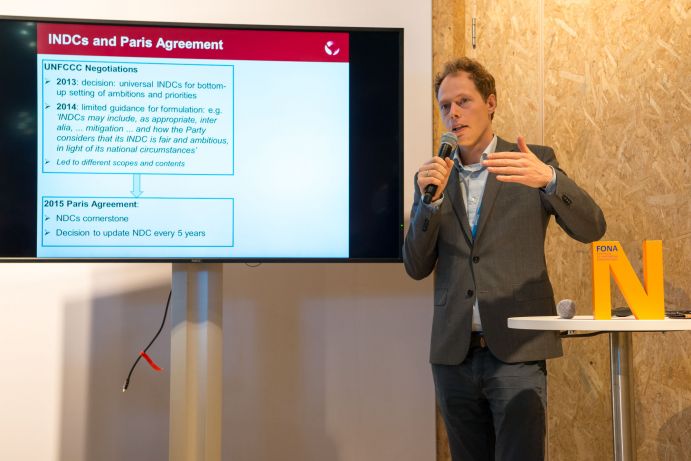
[434,57,496,103]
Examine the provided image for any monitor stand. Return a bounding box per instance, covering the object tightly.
[169,263,223,461]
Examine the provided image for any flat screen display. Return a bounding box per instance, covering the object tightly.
[0,17,403,261]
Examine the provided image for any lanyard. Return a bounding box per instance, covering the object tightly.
[454,150,489,241]
[458,167,484,240]
[471,202,482,239]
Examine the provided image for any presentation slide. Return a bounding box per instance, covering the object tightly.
[35,23,350,258]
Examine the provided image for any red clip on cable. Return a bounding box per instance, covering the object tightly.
[139,351,163,372]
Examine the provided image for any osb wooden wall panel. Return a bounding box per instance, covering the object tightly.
[432,3,464,460]
[464,0,542,144]
[544,1,690,460]
[429,1,691,460]
[460,2,610,459]
[433,0,466,149]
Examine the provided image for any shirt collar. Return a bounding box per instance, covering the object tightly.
[453,135,498,173]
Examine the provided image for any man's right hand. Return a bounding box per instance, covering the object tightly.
[417,156,454,203]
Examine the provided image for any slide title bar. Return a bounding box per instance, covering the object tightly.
[37,23,349,62]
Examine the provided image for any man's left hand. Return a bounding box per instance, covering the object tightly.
[482,136,553,188]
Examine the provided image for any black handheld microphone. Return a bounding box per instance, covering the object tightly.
[422,132,458,204]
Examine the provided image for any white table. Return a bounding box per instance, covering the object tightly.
[508,315,691,461]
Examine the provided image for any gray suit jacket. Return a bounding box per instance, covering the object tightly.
[403,137,606,364]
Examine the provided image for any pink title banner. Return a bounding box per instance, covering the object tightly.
[37,22,349,62]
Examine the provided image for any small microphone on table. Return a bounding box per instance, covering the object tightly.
[556,299,576,319]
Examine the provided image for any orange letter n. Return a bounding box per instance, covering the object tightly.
[591,240,664,320]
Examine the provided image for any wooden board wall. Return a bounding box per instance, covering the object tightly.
[432,1,465,459]
[432,1,690,459]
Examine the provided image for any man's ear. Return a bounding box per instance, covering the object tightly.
[486,94,497,116]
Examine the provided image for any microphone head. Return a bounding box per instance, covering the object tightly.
[441,131,458,147]
[438,132,458,159]
[556,299,576,319]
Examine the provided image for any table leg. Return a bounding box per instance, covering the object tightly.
[609,331,636,461]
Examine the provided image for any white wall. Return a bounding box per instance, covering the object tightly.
[0,1,434,460]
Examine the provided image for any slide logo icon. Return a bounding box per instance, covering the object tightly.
[324,40,340,56]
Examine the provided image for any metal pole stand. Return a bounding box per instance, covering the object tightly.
[609,331,636,461]
[169,263,223,461]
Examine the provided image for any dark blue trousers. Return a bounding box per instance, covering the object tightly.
[432,347,547,461]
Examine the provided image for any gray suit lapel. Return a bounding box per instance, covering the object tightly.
[473,137,515,241]
[446,162,473,244]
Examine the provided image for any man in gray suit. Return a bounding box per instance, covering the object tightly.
[403,57,606,460]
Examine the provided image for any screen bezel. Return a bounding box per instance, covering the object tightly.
[0,15,404,263]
